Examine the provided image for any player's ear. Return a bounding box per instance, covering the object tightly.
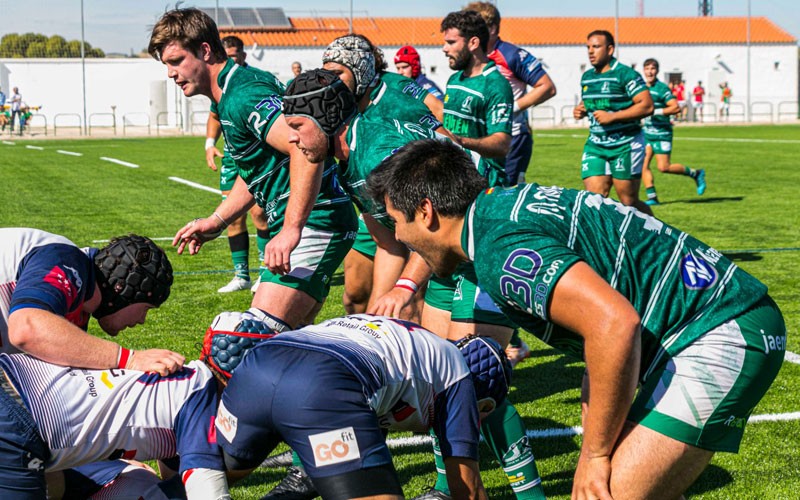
[418,198,437,229]
[200,42,213,61]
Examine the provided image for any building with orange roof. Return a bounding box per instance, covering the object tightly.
[219,13,797,124]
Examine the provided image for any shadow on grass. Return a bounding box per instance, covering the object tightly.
[724,251,764,262]
[663,196,744,205]
[688,464,735,495]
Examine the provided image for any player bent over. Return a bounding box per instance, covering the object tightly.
[640,58,706,206]
[214,314,512,500]
[366,139,786,499]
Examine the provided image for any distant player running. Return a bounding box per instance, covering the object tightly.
[640,58,707,206]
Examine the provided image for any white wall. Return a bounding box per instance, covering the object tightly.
[1,42,796,134]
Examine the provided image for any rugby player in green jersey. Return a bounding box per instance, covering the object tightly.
[640,58,707,206]
[573,30,655,216]
[149,8,357,331]
[203,35,270,293]
[367,138,786,500]
[321,34,445,318]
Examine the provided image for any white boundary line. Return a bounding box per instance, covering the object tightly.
[535,133,800,144]
[100,156,139,168]
[26,145,44,150]
[57,150,83,157]
[385,411,800,449]
[2,140,15,145]
[168,176,221,195]
[785,351,800,364]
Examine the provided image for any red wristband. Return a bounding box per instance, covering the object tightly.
[117,347,132,369]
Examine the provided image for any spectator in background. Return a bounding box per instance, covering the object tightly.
[0,85,6,109]
[674,79,687,121]
[9,86,22,135]
[287,61,302,86]
[692,80,705,122]
[394,45,444,101]
[719,81,732,121]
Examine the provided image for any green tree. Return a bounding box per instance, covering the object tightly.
[0,32,105,58]
[45,35,67,58]
[26,41,47,58]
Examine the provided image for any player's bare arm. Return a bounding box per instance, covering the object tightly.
[368,251,433,317]
[593,90,654,125]
[546,262,641,500]
[8,308,184,374]
[204,111,224,170]
[516,73,557,112]
[456,131,511,159]
[662,98,681,116]
[424,91,445,122]
[444,457,488,500]
[263,114,324,274]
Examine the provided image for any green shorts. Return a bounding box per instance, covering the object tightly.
[425,263,516,327]
[220,155,238,193]
[645,135,673,155]
[350,215,377,259]
[629,295,786,452]
[581,132,645,180]
[258,226,356,303]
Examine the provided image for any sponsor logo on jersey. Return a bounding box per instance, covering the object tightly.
[602,82,610,93]
[216,400,238,442]
[680,251,717,290]
[461,96,473,112]
[27,457,44,470]
[761,329,786,354]
[43,266,77,306]
[309,427,360,467]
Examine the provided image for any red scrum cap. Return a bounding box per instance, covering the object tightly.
[394,45,421,78]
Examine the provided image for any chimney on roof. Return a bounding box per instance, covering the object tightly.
[698,0,713,16]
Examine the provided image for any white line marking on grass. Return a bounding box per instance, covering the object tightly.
[785,351,800,364]
[100,157,139,168]
[57,150,83,157]
[535,133,800,144]
[26,145,44,150]
[2,140,15,145]
[169,176,221,195]
[383,411,800,449]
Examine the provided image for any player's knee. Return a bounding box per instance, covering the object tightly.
[342,288,369,314]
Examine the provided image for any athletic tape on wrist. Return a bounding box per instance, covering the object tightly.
[117,347,132,369]
[395,277,419,294]
[205,137,216,150]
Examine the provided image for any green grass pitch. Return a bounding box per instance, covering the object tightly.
[1,124,798,498]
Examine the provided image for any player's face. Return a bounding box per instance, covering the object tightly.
[225,46,246,66]
[443,28,471,71]
[385,197,461,277]
[395,62,413,78]
[160,41,212,97]
[643,63,658,84]
[292,63,302,76]
[285,115,328,163]
[323,62,357,93]
[97,303,154,336]
[586,35,613,69]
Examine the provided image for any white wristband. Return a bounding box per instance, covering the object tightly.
[205,137,217,150]
[395,278,419,294]
[653,109,664,116]
[513,100,521,114]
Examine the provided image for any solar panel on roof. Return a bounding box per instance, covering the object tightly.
[256,8,291,27]
[228,8,260,27]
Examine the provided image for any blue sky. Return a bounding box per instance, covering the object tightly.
[0,0,797,54]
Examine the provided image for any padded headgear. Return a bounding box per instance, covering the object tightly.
[201,308,277,381]
[284,69,357,137]
[322,34,377,99]
[93,235,173,318]
[394,45,421,78]
[457,335,512,409]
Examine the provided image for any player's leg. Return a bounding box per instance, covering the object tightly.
[611,134,653,215]
[421,276,455,338]
[218,166,252,292]
[252,226,355,329]
[343,216,377,314]
[0,384,48,498]
[248,203,269,292]
[505,132,534,186]
[641,143,660,205]
[581,146,612,196]
[655,147,706,196]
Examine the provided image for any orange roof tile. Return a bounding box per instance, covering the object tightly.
[220,16,795,48]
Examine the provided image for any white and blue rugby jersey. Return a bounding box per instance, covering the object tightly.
[0,228,98,353]
[0,354,223,474]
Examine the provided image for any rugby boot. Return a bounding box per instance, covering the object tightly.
[411,487,452,500]
[218,276,251,293]
[261,449,293,469]
[695,169,707,195]
[506,339,531,368]
[260,466,318,500]
[645,197,661,206]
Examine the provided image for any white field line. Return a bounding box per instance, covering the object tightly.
[2,140,15,145]
[784,351,800,364]
[168,176,221,195]
[100,156,139,168]
[26,145,44,150]
[385,410,800,449]
[56,150,83,157]
[536,133,800,144]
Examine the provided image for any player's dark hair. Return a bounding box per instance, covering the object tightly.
[221,35,244,52]
[588,29,615,47]
[441,10,490,53]
[148,8,227,62]
[366,139,488,222]
[643,58,659,71]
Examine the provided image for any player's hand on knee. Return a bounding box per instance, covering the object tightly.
[572,453,613,500]
[368,287,415,318]
[264,227,300,275]
[127,349,186,376]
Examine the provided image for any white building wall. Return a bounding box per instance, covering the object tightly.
[1,42,796,134]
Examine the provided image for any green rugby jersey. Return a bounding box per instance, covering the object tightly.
[643,79,675,140]
[362,76,441,133]
[214,60,354,233]
[342,114,436,227]
[461,183,768,379]
[580,58,648,148]
[443,61,513,186]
